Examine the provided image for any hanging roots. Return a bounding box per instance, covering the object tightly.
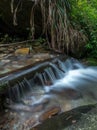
[10,0,87,54]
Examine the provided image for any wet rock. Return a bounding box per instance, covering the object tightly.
[31,104,44,113]
[7,103,35,112]
[39,106,61,122]
[0,51,55,76]
[50,88,82,100]
[8,48,14,53]
[34,105,95,130]
[33,53,50,59]
[1,59,10,63]
[22,117,37,130]
[0,54,7,59]
[45,81,52,86]
[24,98,50,112]
[64,105,97,130]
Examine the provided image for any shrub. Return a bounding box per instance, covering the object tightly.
[70,0,97,58]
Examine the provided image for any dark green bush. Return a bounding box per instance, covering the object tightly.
[70,0,97,58]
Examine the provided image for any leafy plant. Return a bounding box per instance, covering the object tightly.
[0,81,8,91]
[70,0,97,58]
[0,34,12,43]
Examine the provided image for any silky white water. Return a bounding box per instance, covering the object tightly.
[5,58,97,126]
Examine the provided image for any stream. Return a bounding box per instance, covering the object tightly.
[0,56,97,130]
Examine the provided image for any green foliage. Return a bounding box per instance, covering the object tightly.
[0,34,22,44]
[70,0,97,58]
[85,58,97,66]
[0,34,12,43]
[0,82,8,91]
[36,37,46,44]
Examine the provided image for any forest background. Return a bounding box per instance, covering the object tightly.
[0,0,97,59]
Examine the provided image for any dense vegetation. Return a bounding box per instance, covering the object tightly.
[0,0,97,58]
[70,0,97,58]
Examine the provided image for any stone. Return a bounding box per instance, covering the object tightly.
[50,88,82,100]
[15,48,30,55]
[39,106,61,122]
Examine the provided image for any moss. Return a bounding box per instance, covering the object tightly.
[63,106,97,130]
[86,58,97,66]
[0,82,8,92]
[82,58,97,66]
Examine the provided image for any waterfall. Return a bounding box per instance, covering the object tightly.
[4,57,97,128]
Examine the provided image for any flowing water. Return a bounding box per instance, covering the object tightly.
[4,57,97,128]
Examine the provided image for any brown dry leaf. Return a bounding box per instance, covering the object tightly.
[15,48,30,55]
[39,106,61,122]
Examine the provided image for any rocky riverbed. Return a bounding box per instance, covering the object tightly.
[0,42,97,130]
[32,104,97,130]
[64,105,97,130]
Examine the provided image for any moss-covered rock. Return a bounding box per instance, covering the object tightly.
[82,58,97,66]
[64,105,97,130]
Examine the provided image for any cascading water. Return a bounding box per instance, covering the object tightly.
[4,57,97,128]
